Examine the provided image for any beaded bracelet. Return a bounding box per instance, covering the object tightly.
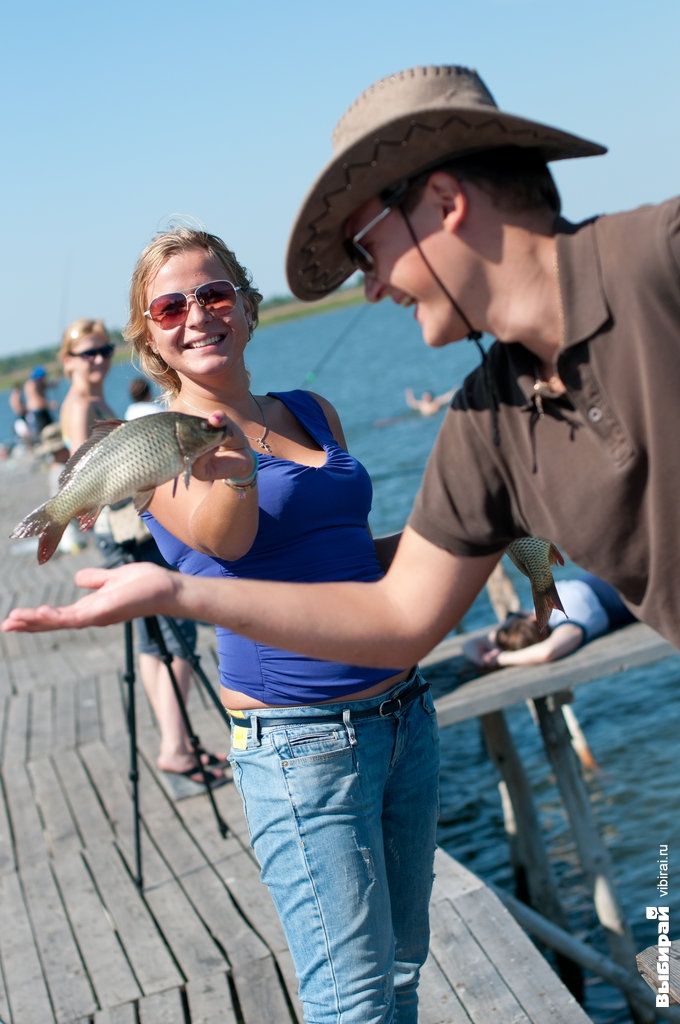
[223,449,258,498]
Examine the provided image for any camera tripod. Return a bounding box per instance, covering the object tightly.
[117,548,233,891]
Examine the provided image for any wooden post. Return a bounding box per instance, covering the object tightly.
[481,710,584,1000]
[495,886,680,1022]
[533,694,656,1024]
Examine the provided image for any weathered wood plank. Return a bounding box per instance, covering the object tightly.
[77,674,101,745]
[52,848,142,1010]
[429,897,532,1023]
[145,876,227,980]
[28,755,81,855]
[0,870,55,1024]
[1,691,29,767]
[137,986,186,1023]
[0,939,11,1024]
[180,863,270,965]
[28,686,53,760]
[53,747,118,844]
[636,939,680,1005]
[97,670,130,750]
[233,956,297,1024]
[54,677,77,751]
[94,1003,137,1024]
[21,860,97,1022]
[133,754,210,879]
[0,774,17,875]
[3,763,49,869]
[185,971,238,1024]
[431,847,485,903]
[419,953,473,1024]
[433,623,676,726]
[453,885,592,1023]
[83,839,183,996]
[76,742,175,891]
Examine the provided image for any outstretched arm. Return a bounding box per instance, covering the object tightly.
[482,622,585,668]
[2,528,501,668]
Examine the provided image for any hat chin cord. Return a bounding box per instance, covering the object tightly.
[397,207,481,344]
[398,207,500,446]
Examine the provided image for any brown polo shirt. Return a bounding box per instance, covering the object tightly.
[409,197,680,647]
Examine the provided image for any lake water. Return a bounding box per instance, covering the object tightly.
[3,301,679,1022]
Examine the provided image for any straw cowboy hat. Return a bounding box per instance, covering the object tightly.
[286,64,606,300]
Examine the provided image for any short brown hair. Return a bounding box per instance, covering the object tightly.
[495,612,543,650]
[125,227,263,400]
[402,145,561,216]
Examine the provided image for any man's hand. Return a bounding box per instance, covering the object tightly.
[1,562,177,632]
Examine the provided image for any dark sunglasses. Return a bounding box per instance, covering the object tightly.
[70,343,115,361]
[144,279,242,329]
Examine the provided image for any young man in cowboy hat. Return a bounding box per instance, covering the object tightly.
[4,65,680,663]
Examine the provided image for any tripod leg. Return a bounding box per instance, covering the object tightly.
[144,617,229,838]
[161,615,231,729]
[123,619,143,890]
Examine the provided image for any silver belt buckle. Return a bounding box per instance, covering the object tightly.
[379,695,402,717]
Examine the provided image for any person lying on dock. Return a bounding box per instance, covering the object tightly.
[463,573,637,669]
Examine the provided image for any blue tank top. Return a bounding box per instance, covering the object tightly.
[143,391,402,704]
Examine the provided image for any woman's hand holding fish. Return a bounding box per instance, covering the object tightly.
[189,411,255,484]
[1,563,179,632]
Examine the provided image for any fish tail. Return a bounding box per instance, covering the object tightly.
[10,504,66,565]
[532,580,566,637]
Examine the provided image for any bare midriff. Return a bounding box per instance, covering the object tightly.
[220,667,413,711]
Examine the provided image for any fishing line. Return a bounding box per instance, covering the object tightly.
[300,300,370,387]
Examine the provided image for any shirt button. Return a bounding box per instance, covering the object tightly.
[587,406,603,423]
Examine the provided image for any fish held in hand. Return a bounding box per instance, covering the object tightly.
[11,412,234,564]
[506,537,565,635]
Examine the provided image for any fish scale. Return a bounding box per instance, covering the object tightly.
[11,412,234,563]
[506,536,565,635]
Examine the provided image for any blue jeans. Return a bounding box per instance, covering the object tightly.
[228,672,440,1024]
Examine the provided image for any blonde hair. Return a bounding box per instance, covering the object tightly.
[125,228,263,399]
[59,318,111,376]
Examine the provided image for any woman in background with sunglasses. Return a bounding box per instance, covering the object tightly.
[58,317,226,796]
[58,318,117,451]
[125,226,438,1024]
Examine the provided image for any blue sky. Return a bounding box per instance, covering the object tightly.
[2,0,678,358]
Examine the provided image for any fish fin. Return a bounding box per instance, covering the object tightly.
[37,523,67,564]
[77,507,102,532]
[58,420,125,488]
[133,488,155,513]
[548,543,564,567]
[9,503,65,564]
[532,580,566,637]
[174,419,201,488]
[171,476,179,498]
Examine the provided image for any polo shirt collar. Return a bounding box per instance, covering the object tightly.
[555,216,611,350]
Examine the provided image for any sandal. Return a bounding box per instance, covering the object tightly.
[160,764,228,801]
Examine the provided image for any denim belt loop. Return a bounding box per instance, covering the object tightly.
[343,708,357,746]
[249,714,261,747]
